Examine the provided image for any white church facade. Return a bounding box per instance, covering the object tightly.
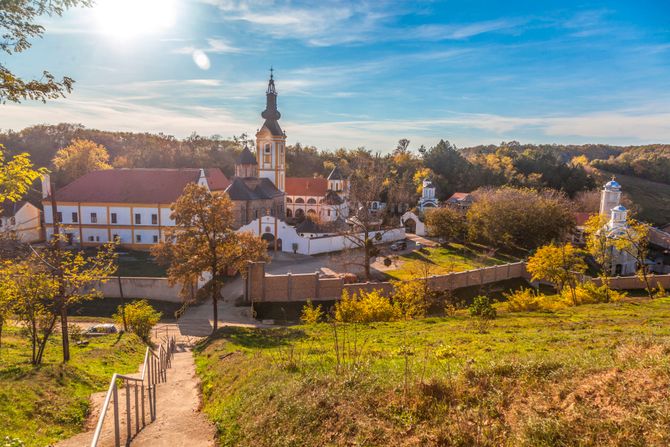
[598,179,638,276]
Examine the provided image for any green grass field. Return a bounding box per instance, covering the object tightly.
[195,297,670,446]
[384,243,519,281]
[0,327,146,446]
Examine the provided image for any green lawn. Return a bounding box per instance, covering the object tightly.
[81,248,167,277]
[115,250,167,277]
[195,297,670,446]
[0,327,146,446]
[384,243,519,281]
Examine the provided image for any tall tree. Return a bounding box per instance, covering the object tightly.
[37,236,117,361]
[422,139,473,198]
[52,138,112,184]
[153,184,267,333]
[1,1,91,103]
[424,207,466,243]
[8,257,60,365]
[466,187,575,251]
[344,156,398,280]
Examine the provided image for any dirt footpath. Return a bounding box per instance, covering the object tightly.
[56,342,215,447]
[127,347,215,446]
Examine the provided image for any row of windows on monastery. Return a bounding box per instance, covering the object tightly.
[55,211,162,225]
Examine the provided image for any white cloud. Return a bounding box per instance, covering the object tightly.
[202,0,530,47]
[174,38,243,55]
[408,19,523,41]
[4,88,670,152]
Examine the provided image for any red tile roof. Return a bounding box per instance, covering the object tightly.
[574,212,594,227]
[447,192,472,202]
[49,168,230,204]
[285,177,328,197]
[204,168,231,191]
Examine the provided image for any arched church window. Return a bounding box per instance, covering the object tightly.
[295,198,305,204]
[286,197,293,203]
[265,226,271,233]
[307,198,317,204]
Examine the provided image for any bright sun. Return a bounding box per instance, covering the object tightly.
[95,0,177,38]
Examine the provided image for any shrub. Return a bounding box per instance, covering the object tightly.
[334,290,360,323]
[561,283,627,306]
[391,280,428,320]
[68,323,84,344]
[504,288,546,312]
[358,290,395,323]
[656,281,666,298]
[300,300,324,325]
[469,295,496,319]
[114,300,161,342]
[334,289,395,323]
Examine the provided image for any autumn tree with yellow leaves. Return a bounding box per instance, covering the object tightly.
[526,242,587,305]
[52,138,112,184]
[153,184,268,333]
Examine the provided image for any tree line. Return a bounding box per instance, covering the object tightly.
[4,124,667,196]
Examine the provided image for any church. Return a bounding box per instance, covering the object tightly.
[244,72,350,225]
[597,178,637,276]
[41,72,354,250]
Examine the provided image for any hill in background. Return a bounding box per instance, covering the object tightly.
[2,124,669,225]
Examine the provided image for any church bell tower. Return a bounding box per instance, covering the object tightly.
[256,69,286,192]
[600,178,622,216]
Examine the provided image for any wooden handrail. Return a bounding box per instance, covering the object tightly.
[90,335,176,447]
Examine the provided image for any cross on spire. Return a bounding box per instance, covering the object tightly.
[266,66,277,95]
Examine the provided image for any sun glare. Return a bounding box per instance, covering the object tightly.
[95,0,177,38]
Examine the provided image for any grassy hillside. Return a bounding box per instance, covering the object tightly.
[0,328,146,446]
[594,169,670,225]
[195,298,670,446]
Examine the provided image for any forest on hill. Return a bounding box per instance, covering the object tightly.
[1,124,668,223]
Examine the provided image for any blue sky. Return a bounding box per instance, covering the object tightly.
[3,0,670,152]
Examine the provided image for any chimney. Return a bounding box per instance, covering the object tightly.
[41,174,52,199]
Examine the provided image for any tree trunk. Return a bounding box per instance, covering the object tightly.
[211,295,218,333]
[60,306,70,362]
[31,319,37,365]
[35,317,57,365]
[117,273,128,331]
[49,180,69,362]
[0,317,3,354]
[363,237,372,281]
[640,265,654,299]
[211,284,219,334]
